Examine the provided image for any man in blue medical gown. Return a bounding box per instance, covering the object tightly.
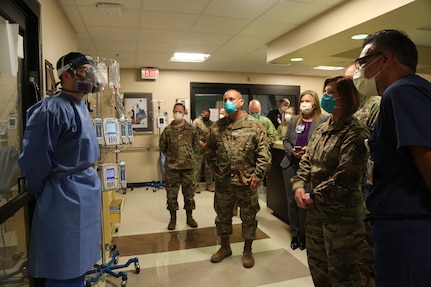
[19,52,101,287]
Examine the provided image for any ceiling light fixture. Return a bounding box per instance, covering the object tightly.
[351,33,369,40]
[290,57,303,62]
[313,66,345,71]
[170,52,210,63]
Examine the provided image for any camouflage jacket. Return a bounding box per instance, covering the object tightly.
[192,116,213,153]
[206,111,271,186]
[291,114,370,223]
[159,121,199,170]
[257,115,278,146]
[354,95,381,133]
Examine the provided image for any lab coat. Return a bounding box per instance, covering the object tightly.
[18,92,101,280]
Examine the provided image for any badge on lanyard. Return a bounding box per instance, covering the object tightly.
[296,124,305,133]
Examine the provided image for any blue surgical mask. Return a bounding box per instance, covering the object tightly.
[224,101,237,115]
[320,93,336,113]
[251,113,259,119]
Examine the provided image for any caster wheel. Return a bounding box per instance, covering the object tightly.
[121,280,127,287]
[115,226,119,233]
[114,255,119,265]
[135,262,140,274]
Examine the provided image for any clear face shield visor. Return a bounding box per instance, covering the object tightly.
[57,55,107,94]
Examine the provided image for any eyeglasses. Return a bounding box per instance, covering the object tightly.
[354,51,383,69]
[75,66,92,73]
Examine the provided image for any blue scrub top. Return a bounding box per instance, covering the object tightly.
[366,74,431,218]
[18,92,101,280]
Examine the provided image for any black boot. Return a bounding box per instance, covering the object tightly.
[290,236,299,250]
[299,236,306,250]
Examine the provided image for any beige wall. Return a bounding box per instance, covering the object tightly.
[40,0,77,92]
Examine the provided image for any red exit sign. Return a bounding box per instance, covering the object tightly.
[141,68,159,79]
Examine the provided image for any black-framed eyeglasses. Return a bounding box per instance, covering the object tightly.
[354,51,383,69]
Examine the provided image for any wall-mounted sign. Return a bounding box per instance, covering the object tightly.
[141,67,159,80]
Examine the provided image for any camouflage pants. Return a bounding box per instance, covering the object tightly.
[359,216,374,280]
[165,168,195,211]
[192,152,213,186]
[306,210,365,287]
[213,181,260,240]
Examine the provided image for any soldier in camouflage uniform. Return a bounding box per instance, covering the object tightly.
[192,107,214,193]
[206,89,271,268]
[291,76,370,286]
[248,99,278,147]
[159,102,199,230]
[346,64,381,287]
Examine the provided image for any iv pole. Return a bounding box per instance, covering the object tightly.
[86,57,139,287]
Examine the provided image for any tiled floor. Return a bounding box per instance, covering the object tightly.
[89,184,314,287]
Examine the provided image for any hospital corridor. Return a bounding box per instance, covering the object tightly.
[95,185,313,287]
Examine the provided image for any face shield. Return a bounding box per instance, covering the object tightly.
[57,54,107,94]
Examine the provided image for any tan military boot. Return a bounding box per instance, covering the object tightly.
[242,240,254,268]
[211,236,232,263]
[194,184,201,194]
[186,210,198,228]
[167,210,176,230]
[206,184,215,192]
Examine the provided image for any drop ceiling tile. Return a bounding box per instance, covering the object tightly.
[203,0,279,19]
[192,15,250,34]
[87,26,139,41]
[140,12,199,31]
[142,0,210,14]
[139,29,187,43]
[78,7,140,27]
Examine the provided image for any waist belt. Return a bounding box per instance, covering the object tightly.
[52,165,93,176]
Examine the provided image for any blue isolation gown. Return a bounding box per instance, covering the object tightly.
[18,92,101,280]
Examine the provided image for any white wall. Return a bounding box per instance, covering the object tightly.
[40,0,77,93]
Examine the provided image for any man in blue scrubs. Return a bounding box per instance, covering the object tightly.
[353,30,431,286]
[19,52,101,287]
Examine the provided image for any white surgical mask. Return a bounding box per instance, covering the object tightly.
[353,55,382,96]
[284,113,293,122]
[353,68,381,96]
[174,112,183,121]
[299,102,313,115]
